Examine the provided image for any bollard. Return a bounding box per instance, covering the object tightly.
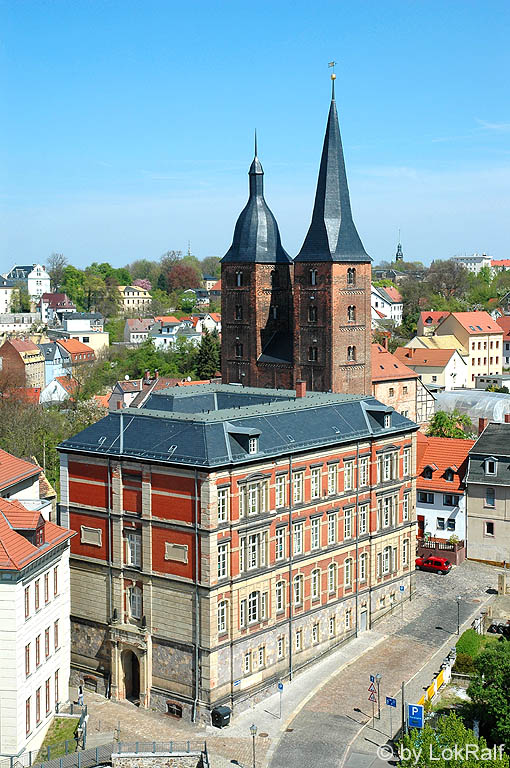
[95,748,99,764]
[47,746,51,760]
[60,758,63,768]
[187,741,190,753]
[78,751,81,768]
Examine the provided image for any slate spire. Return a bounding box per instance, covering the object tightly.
[295,82,370,263]
[221,143,291,264]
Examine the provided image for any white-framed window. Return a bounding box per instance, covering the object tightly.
[384,413,391,428]
[218,488,229,523]
[377,495,398,529]
[217,600,227,634]
[248,591,260,623]
[311,467,321,499]
[239,536,246,572]
[276,581,285,612]
[327,464,338,495]
[359,503,368,535]
[129,586,142,620]
[312,623,319,644]
[261,592,268,620]
[344,508,353,539]
[327,513,336,545]
[248,483,258,516]
[344,557,353,587]
[382,546,391,575]
[327,563,337,593]
[218,542,228,579]
[126,532,141,567]
[246,531,268,570]
[293,472,304,504]
[359,457,369,487]
[275,527,285,560]
[248,437,258,454]
[239,479,269,517]
[392,546,398,573]
[403,448,411,477]
[344,461,354,491]
[258,646,266,668]
[277,636,285,659]
[295,629,302,650]
[240,599,247,628]
[345,608,352,630]
[293,522,304,555]
[293,574,303,606]
[311,517,320,550]
[329,616,336,636]
[311,568,320,600]
[403,539,409,566]
[485,459,497,475]
[403,494,410,522]
[377,451,398,483]
[243,652,251,674]
[360,552,368,582]
[275,475,286,508]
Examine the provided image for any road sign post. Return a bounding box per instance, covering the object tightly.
[369,681,377,729]
[400,585,405,620]
[277,681,283,719]
[386,697,397,738]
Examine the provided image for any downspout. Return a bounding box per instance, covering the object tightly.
[228,467,235,713]
[107,456,113,699]
[355,442,360,638]
[192,468,200,722]
[288,454,293,681]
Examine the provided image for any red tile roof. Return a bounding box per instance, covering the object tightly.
[208,312,221,322]
[382,286,402,303]
[6,339,40,353]
[371,344,418,382]
[154,315,180,324]
[419,311,449,327]
[0,498,74,570]
[394,347,457,367]
[56,338,95,355]
[496,316,510,340]
[93,394,110,409]
[448,311,502,335]
[11,387,41,404]
[126,318,153,332]
[0,450,40,492]
[492,259,510,268]
[210,279,221,291]
[55,376,79,396]
[417,434,475,493]
[41,293,74,308]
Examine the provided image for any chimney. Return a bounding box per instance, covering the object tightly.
[295,380,306,398]
[478,417,488,435]
[116,400,123,410]
[155,369,159,380]
[144,369,150,382]
[505,414,510,423]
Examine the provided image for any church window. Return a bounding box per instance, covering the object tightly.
[308,346,318,362]
[271,270,279,288]
[309,269,318,286]
[235,271,243,287]
[347,346,356,361]
[347,268,356,286]
[308,305,317,322]
[347,305,356,321]
[271,306,278,319]
[235,343,243,358]
[235,305,243,320]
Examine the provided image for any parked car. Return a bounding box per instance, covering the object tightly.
[415,555,452,574]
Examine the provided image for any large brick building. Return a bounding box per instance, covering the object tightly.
[58,383,417,721]
[221,80,372,395]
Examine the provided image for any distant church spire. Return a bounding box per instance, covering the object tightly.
[295,76,370,263]
[395,230,404,262]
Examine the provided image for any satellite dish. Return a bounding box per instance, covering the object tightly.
[124,375,129,380]
[187,376,192,382]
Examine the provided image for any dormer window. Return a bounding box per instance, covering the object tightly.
[445,469,454,482]
[485,458,497,475]
[384,413,391,429]
[35,526,44,546]
[423,467,433,479]
[248,437,258,455]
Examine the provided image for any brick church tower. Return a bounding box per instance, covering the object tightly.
[221,143,294,388]
[221,82,372,395]
[293,77,372,395]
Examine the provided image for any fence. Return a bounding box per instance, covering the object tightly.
[416,538,466,565]
[2,742,209,768]
[0,708,88,768]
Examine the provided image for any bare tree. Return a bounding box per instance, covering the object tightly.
[47,253,68,292]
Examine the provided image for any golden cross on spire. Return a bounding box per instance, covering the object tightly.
[328,61,337,98]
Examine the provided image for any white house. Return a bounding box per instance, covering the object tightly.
[0,313,43,334]
[40,376,78,405]
[394,347,468,391]
[0,449,53,520]
[371,285,403,327]
[0,277,18,314]
[0,497,74,757]
[123,318,154,345]
[3,265,51,300]
[452,253,491,275]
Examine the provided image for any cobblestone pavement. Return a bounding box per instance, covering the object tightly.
[77,561,496,768]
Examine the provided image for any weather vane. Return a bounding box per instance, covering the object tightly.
[328,61,337,98]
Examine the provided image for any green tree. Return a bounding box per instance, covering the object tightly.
[195,330,220,379]
[10,282,31,312]
[427,409,474,439]
[157,272,168,292]
[399,713,508,767]
[200,256,221,278]
[468,639,510,747]
[61,265,86,309]
[427,259,470,299]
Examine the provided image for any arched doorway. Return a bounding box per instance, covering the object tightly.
[122,650,140,701]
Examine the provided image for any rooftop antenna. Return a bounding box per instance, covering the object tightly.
[187,240,192,258]
[328,61,337,100]
[254,129,258,158]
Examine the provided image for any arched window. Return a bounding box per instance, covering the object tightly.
[217,600,228,634]
[347,268,356,286]
[311,569,320,600]
[275,580,286,612]
[344,558,353,587]
[309,269,318,286]
[293,574,303,606]
[308,346,318,362]
[235,305,242,320]
[327,563,337,593]
[129,586,142,619]
[359,553,368,582]
[347,346,356,361]
[271,270,279,288]
[235,343,243,358]
[347,305,356,321]
[235,271,243,287]
[308,305,318,322]
[248,591,259,623]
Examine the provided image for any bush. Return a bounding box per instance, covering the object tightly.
[452,652,476,675]
[456,629,483,658]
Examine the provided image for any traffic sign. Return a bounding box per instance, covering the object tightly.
[368,692,377,702]
[400,585,405,593]
[386,697,397,708]
[370,674,375,683]
[277,681,284,691]
[234,679,241,687]
[408,704,424,729]
[368,683,376,693]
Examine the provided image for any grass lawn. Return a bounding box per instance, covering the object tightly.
[37,717,79,760]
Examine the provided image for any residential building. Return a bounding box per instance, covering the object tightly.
[475,374,510,390]
[3,265,51,300]
[0,277,18,314]
[452,253,491,275]
[466,420,510,565]
[209,279,221,301]
[496,316,510,367]
[371,285,403,326]
[38,294,76,325]
[0,449,53,520]
[55,339,95,372]
[46,313,108,354]
[434,312,503,385]
[221,85,372,396]
[416,432,474,541]
[202,275,218,291]
[40,376,79,405]
[124,318,153,345]
[0,339,46,389]
[417,311,450,337]
[371,343,435,425]
[0,313,42,334]
[38,343,72,386]
[372,268,408,284]
[58,383,418,721]
[394,347,468,391]
[149,319,182,349]
[491,259,510,274]
[0,497,73,756]
[118,285,152,314]
[108,374,181,411]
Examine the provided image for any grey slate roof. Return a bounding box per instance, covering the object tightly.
[58,383,418,469]
[0,277,16,288]
[467,422,510,485]
[221,154,292,265]
[38,342,71,362]
[64,312,103,320]
[296,90,370,264]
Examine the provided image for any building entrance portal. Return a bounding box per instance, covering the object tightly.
[123,649,140,702]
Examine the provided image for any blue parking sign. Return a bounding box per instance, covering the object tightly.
[408,704,424,728]
[386,697,397,708]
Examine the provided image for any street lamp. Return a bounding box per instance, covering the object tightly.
[376,673,382,719]
[456,596,462,635]
[250,724,257,768]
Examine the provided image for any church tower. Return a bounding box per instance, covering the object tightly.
[293,77,372,394]
[220,143,294,388]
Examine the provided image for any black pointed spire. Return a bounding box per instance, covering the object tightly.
[295,83,370,263]
[222,143,292,264]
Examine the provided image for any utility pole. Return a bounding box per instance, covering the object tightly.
[401,681,406,736]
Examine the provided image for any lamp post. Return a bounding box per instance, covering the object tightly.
[250,723,257,768]
[456,595,462,635]
[376,673,382,719]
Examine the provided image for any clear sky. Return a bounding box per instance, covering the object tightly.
[1,0,509,270]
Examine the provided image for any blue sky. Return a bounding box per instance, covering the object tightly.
[1,0,509,269]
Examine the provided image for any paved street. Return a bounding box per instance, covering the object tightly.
[78,561,497,768]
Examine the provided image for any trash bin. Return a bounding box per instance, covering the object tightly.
[211,705,231,728]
